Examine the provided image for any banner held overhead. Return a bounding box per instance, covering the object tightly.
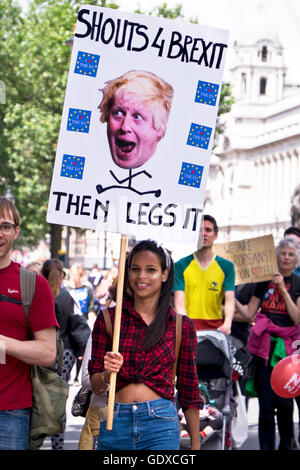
[47,4,229,244]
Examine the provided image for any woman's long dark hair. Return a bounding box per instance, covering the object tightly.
[123,240,174,351]
[41,259,64,298]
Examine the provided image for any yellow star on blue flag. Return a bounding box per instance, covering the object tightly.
[178,162,204,188]
[60,154,85,180]
[74,51,100,77]
[67,108,91,133]
[186,123,212,150]
[195,81,219,106]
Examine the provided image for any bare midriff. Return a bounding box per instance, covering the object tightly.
[115,383,161,403]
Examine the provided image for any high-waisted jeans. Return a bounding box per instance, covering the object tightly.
[97,398,180,450]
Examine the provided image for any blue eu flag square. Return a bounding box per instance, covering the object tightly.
[195,81,219,106]
[186,123,212,150]
[74,51,100,77]
[67,108,91,133]
[60,155,85,180]
[178,162,204,189]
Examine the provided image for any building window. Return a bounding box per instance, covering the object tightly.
[261,45,268,62]
[260,77,267,95]
[241,72,247,94]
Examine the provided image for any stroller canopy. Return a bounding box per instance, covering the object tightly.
[196,330,232,381]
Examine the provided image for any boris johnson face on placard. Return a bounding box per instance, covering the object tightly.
[107,95,164,169]
[99,70,174,170]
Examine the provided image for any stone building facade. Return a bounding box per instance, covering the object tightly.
[205,22,300,245]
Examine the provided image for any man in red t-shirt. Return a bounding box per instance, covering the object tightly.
[0,197,58,450]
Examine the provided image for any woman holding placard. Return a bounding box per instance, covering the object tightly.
[235,237,300,450]
[88,239,202,450]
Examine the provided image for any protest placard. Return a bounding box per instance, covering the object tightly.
[46,4,229,244]
[213,234,278,285]
[46,4,229,429]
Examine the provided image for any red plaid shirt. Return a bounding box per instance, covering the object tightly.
[88,301,202,410]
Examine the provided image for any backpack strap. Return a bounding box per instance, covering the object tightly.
[20,267,64,373]
[20,267,36,333]
[172,313,182,387]
[0,267,36,312]
[102,308,113,339]
[0,294,22,304]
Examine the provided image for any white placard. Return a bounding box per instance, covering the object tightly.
[47,5,229,244]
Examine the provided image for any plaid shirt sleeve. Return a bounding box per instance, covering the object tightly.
[176,315,203,410]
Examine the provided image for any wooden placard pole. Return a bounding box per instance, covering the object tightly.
[106,234,128,430]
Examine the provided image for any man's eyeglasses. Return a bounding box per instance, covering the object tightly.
[0,222,17,234]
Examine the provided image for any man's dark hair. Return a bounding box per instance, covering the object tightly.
[0,197,20,226]
[284,226,300,239]
[204,214,219,233]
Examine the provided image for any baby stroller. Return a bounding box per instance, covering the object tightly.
[180,330,236,450]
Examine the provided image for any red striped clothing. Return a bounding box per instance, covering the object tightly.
[88,301,202,410]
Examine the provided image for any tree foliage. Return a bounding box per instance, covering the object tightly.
[2,0,77,247]
[0,0,234,254]
[149,2,184,19]
[0,0,24,193]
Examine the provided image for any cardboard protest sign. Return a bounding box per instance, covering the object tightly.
[213,235,278,285]
[46,4,229,244]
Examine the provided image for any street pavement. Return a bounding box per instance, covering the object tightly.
[40,376,299,451]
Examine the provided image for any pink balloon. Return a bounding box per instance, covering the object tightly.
[271,355,300,398]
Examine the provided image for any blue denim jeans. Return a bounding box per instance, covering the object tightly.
[97,398,180,450]
[0,408,31,450]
